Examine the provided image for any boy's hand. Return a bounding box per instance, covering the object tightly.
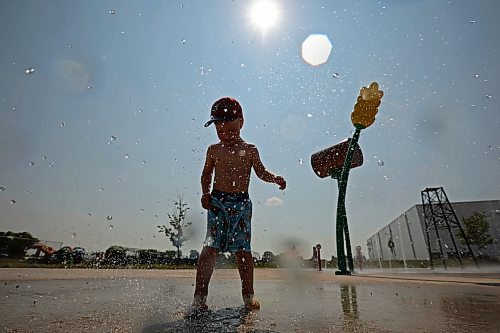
[275,176,286,190]
[201,193,211,210]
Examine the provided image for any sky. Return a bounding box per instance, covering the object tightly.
[1,0,499,259]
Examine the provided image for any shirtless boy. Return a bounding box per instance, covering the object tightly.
[191,97,286,312]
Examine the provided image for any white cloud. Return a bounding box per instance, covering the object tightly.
[266,196,283,207]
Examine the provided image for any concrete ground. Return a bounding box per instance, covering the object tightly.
[1,268,499,332]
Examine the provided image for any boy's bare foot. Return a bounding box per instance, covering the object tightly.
[186,295,209,317]
[243,294,260,311]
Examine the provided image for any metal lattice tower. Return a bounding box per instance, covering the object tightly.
[420,187,478,269]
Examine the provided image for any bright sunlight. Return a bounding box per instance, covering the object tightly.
[249,0,280,32]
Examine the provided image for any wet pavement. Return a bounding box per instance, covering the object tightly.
[1,268,499,332]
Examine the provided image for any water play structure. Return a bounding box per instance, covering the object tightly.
[311,82,383,275]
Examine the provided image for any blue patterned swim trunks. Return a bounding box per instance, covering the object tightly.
[204,190,252,253]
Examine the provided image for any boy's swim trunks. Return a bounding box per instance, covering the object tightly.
[204,190,252,253]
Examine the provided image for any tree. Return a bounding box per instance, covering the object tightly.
[138,249,159,265]
[157,196,192,260]
[73,247,86,264]
[105,245,127,265]
[0,231,39,258]
[189,249,200,260]
[457,211,494,257]
[54,246,73,264]
[262,251,276,264]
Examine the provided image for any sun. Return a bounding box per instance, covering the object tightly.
[249,0,280,32]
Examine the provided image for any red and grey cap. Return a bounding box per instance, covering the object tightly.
[204,97,243,127]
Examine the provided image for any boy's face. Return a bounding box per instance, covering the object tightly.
[215,118,243,144]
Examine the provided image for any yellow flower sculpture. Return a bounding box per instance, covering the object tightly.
[351,82,384,129]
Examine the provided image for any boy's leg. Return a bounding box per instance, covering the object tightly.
[194,246,218,301]
[235,250,260,310]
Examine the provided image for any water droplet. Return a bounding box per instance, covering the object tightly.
[378,160,384,166]
[0,186,5,192]
[155,213,159,218]
[71,233,77,238]
[124,154,129,159]
[108,224,114,230]
[332,72,340,78]
[87,213,92,217]
[10,199,16,204]
[29,162,35,166]
[99,187,104,192]
[383,176,389,181]
[60,122,66,127]
[298,159,303,165]
[141,160,146,164]
[474,74,479,78]
[140,208,144,213]
[469,20,476,23]
[485,93,492,99]
[109,10,116,14]
[110,136,117,142]
[180,39,187,44]
[107,215,113,221]
[240,63,245,68]
[25,68,35,74]
[306,113,313,118]
[87,83,92,89]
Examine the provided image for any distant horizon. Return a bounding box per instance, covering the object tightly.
[5,192,499,258]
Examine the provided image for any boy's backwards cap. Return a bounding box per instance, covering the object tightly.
[204,97,243,127]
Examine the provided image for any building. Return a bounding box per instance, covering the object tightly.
[366,200,500,261]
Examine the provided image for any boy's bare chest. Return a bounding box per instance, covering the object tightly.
[213,147,251,169]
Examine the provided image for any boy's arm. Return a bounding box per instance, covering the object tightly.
[250,145,286,190]
[201,146,215,209]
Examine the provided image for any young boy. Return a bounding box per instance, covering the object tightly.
[191,97,286,312]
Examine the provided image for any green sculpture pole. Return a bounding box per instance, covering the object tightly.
[335,129,361,275]
[334,172,355,272]
[344,206,355,272]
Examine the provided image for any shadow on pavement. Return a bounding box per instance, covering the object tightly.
[141,306,279,333]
